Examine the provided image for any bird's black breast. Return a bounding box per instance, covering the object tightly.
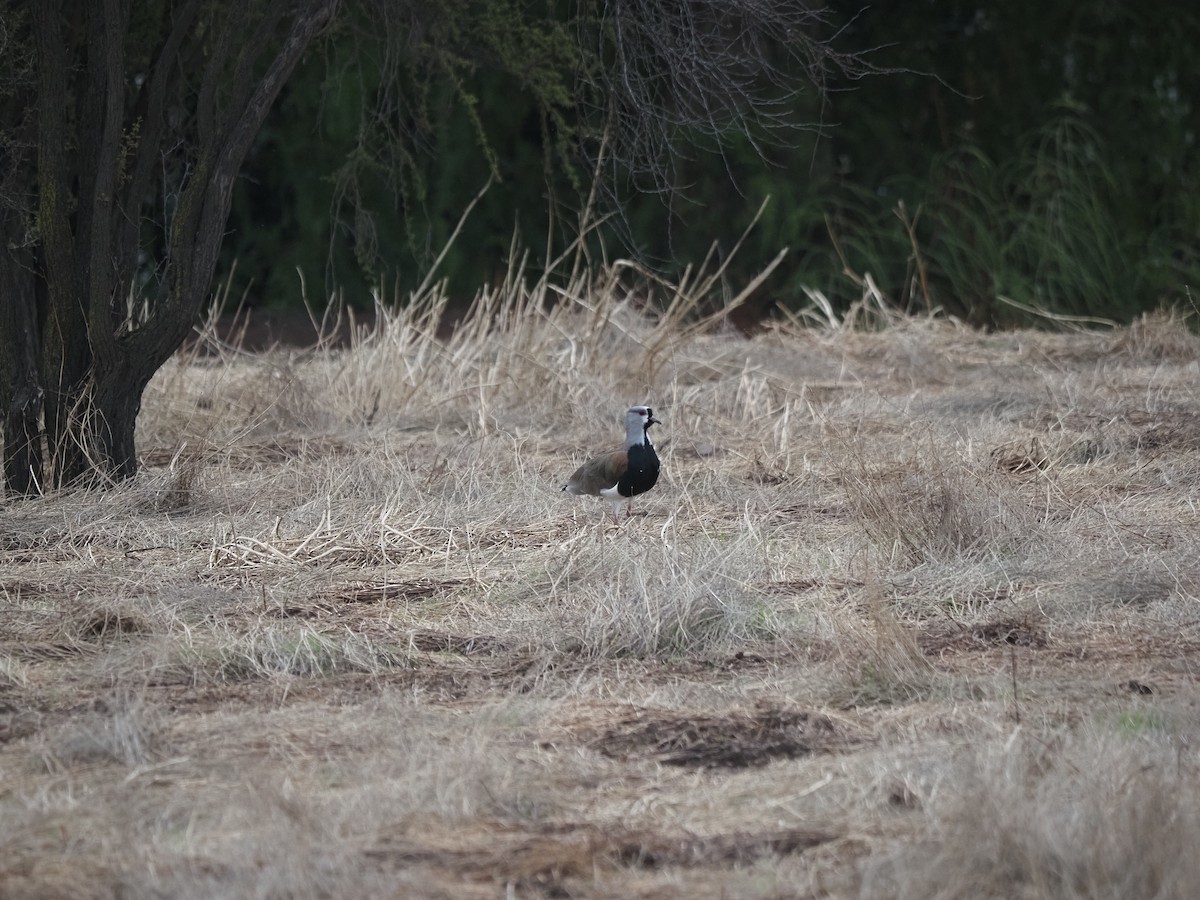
[617,444,660,498]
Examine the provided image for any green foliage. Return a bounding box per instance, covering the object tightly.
[790,0,1200,324]
[784,109,1198,326]
[1111,710,1170,738]
[218,0,1199,324]
[928,113,1139,322]
[221,1,583,307]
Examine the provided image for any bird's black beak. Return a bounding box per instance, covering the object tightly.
[647,413,660,427]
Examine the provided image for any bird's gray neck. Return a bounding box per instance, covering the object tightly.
[626,423,651,448]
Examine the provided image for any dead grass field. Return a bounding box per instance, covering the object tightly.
[3,273,1200,899]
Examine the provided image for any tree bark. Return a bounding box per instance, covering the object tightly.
[0,235,44,495]
[2,0,340,492]
[86,354,150,482]
[32,0,94,487]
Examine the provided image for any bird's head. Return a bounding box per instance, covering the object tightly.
[626,405,660,442]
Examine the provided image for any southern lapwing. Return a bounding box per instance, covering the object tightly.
[563,405,661,522]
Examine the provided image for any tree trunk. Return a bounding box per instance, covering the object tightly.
[0,238,45,495]
[85,356,151,482]
[38,306,95,488]
[0,0,340,495]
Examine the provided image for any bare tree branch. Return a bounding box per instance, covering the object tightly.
[589,0,875,192]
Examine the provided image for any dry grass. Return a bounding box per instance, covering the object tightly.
[859,727,1200,900]
[3,263,1200,897]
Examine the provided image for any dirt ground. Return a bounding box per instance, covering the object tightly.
[3,290,1199,898]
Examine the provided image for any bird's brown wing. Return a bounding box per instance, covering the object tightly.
[564,450,628,496]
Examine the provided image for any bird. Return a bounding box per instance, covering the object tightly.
[563,405,661,522]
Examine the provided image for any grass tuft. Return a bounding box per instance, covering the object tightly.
[840,441,1041,568]
[563,528,778,659]
[860,730,1200,900]
[37,693,162,769]
[175,624,411,682]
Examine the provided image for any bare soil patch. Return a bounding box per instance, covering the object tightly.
[589,704,863,768]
